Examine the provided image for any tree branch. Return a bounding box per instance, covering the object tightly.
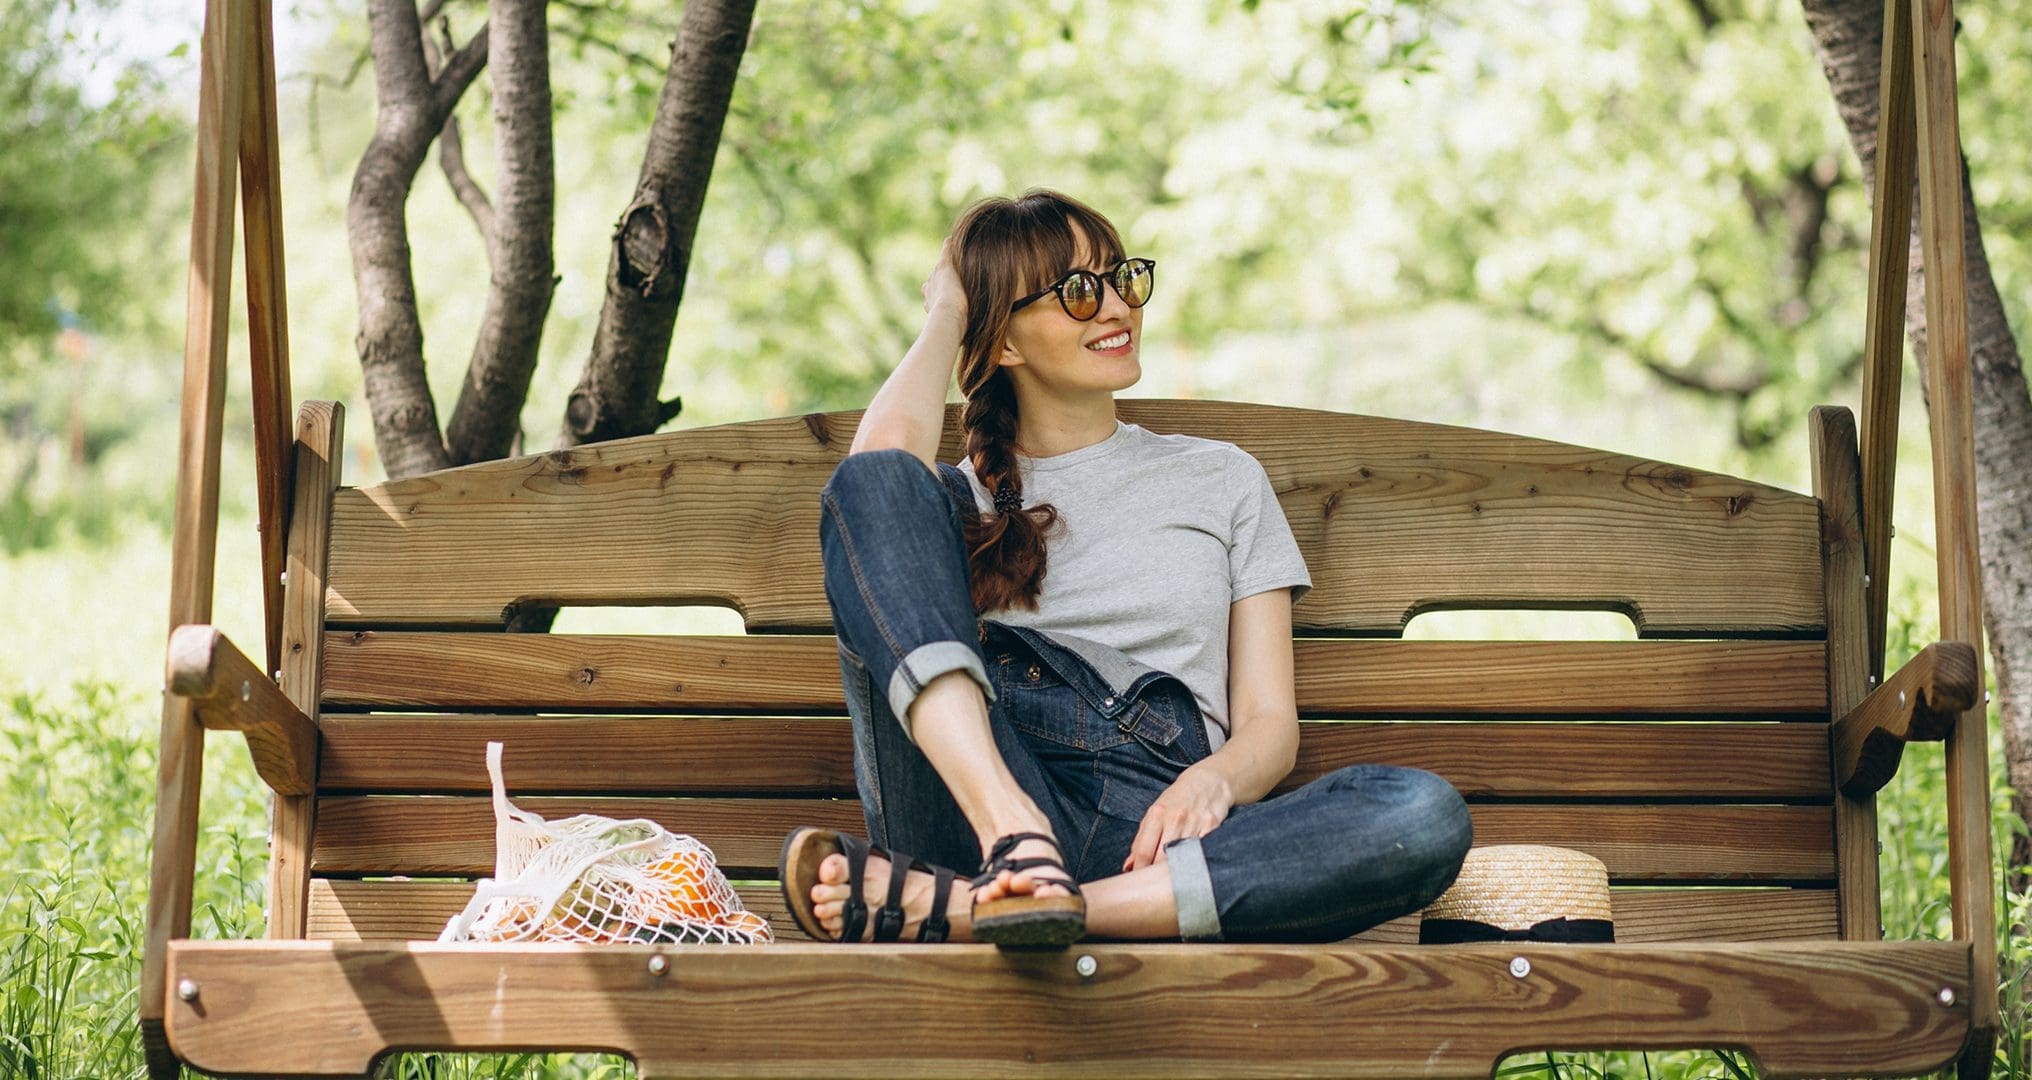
[431,24,491,122]
[425,17,494,246]
[562,0,758,447]
[446,0,558,465]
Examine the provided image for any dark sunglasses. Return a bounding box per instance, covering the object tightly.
[1009,258,1156,321]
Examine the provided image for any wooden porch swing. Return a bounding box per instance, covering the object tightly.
[142,0,2000,1076]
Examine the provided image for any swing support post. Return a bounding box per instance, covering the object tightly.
[140,0,296,1074]
[1854,0,1997,1068]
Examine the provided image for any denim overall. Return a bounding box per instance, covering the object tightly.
[819,448,1471,941]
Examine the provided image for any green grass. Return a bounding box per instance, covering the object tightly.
[1,544,2024,1078]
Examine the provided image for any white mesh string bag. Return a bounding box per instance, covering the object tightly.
[438,741,772,945]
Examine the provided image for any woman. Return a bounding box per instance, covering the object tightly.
[781,189,1471,948]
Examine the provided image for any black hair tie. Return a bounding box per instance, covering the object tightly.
[993,484,1022,514]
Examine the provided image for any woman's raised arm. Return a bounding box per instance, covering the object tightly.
[847,236,970,469]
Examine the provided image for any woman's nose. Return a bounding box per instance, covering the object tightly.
[1095,276,1135,320]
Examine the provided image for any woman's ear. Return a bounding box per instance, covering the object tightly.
[997,336,1026,369]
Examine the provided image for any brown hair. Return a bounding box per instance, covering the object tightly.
[947,189,1129,614]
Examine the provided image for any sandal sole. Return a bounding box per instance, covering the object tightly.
[777,826,848,942]
[972,896,1086,949]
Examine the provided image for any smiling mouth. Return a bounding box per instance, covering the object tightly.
[1086,330,1131,351]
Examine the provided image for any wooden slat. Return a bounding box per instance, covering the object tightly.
[1811,407,1882,941]
[323,402,1824,637]
[1910,0,1998,1050]
[320,715,1832,801]
[309,879,1837,945]
[1859,0,1915,683]
[165,625,316,795]
[143,0,246,1058]
[269,402,342,940]
[165,939,1970,1078]
[1833,641,1978,796]
[310,798,1833,882]
[321,634,1828,717]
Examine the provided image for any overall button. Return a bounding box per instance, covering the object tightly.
[1103,696,1116,708]
[1026,664,1042,680]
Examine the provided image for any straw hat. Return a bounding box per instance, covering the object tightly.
[1419,845,1615,944]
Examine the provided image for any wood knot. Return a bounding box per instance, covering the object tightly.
[350,631,370,645]
[659,463,678,488]
[1724,493,1755,516]
[1321,491,1343,520]
[576,667,599,686]
[803,413,834,448]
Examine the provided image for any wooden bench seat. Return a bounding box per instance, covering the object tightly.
[158,399,1979,1077]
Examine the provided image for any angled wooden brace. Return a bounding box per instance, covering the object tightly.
[1831,641,1979,797]
[166,625,318,796]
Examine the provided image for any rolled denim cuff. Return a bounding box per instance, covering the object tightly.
[886,641,997,744]
[1166,835,1223,941]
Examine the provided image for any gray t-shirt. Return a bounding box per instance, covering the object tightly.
[957,419,1312,750]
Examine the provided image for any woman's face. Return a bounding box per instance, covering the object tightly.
[996,221,1144,399]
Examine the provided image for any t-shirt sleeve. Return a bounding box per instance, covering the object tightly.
[1227,449,1313,605]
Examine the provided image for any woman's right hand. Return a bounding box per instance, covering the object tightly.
[922,233,967,325]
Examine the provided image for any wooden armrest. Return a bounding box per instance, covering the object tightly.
[167,625,318,795]
[1832,641,1978,797]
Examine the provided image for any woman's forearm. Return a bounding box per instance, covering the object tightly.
[848,304,967,466]
[1195,715,1299,807]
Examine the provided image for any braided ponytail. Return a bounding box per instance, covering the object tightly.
[944,189,1127,614]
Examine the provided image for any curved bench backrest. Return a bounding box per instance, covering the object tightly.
[323,400,1823,638]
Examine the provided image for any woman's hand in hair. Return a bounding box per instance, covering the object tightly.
[1122,765,1235,873]
[921,233,967,325]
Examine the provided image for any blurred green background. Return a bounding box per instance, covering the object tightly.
[2,0,2024,1075]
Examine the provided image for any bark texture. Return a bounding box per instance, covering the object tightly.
[560,0,758,447]
[445,0,557,465]
[348,0,487,479]
[1802,0,2032,882]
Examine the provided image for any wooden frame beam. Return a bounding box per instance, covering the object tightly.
[238,0,294,676]
[143,1,247,1073]
[1906,0,1998,1060]
[163,940,1971,1079]
[165,625,318,796]
[269,401,344,940]
[1833,641,1979,796]
[1858,0,1915,682]
[1810,406,1882,940]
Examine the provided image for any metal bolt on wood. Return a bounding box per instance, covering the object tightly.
[648,955,669,976]
[177,978,200,1002]
[1508,957,1531,978]
[1076,955,1098,978]
[1937,987,1957,1007]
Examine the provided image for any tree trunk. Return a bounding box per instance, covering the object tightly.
[1802,0,2032,885]
[444,0,556,466]
[560,0,758,448]
[348,0,487,479]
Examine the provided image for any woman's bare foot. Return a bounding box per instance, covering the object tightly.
[809,835,1077,940]
[811,852,975,942]
[975,833,1077,902]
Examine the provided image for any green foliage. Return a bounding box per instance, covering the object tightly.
[0,0,183,362]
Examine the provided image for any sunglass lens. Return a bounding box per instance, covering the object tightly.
[1116,261,1153,307]
[1062,272,1102,320]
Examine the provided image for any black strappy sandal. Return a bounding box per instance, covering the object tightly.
[968,831,1086,948]
[778,826,959,943]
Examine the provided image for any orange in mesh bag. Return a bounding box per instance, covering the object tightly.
[438,742,773,945]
